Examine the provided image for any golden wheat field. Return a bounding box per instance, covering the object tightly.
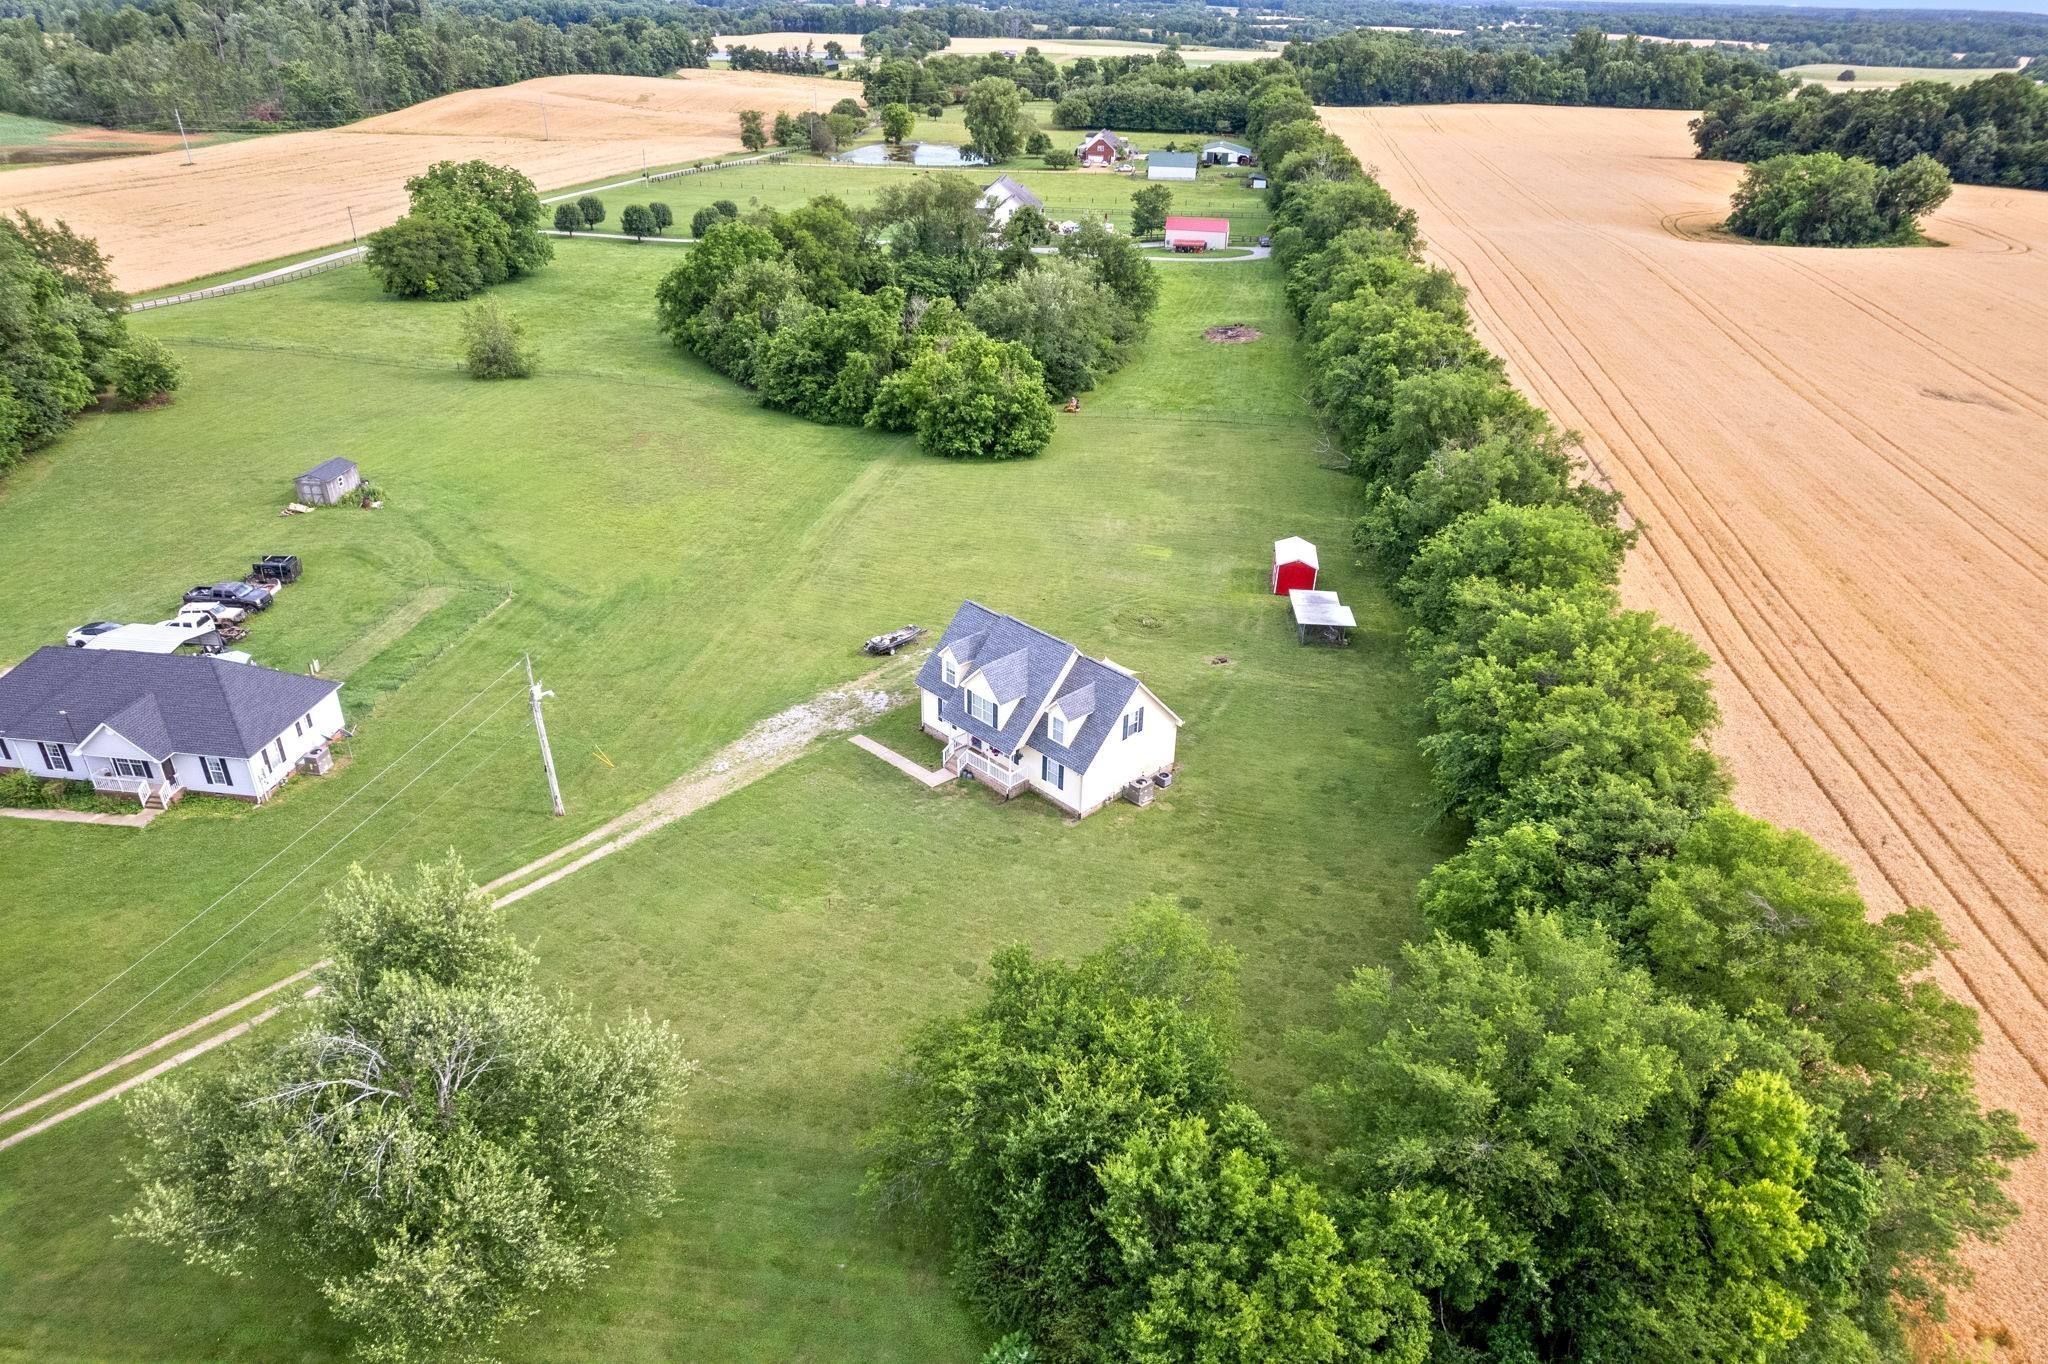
[0,70,845,292]
[717,30,1274,61]
[1329,102,2048,1357]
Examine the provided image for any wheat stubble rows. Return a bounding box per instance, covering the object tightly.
[1328,104,2048,1349]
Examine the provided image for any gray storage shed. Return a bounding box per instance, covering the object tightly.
[295,457,361,506]
[1288,589,1357,646]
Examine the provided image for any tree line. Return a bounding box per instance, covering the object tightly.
[1693,75,2048,191]
[861,65,2032,1364]
[0,0,710,133]
[650,175,1157,461]
[1,214,182,480]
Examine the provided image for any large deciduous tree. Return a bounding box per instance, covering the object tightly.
[870,329,1054,460]
[963,77,1027,163]
[367,160,550,300]
[122,857,691,1364]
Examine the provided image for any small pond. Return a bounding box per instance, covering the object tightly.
[835,142,988,167]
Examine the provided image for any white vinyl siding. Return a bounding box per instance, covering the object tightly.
[111,757,155,779]
[201,756,231,785]
[1123,707,1145,739]
[1041,755,1067,790]
[39,741,73,772]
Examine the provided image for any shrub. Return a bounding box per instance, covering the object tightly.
[0,768,50,807]
[1727,151,1951,246]
[871,331,1054,460]
[552,203,582,234]
[112,336,183,406]
[1024,129,1050,156]
[1040,149,1069,170]
[830,96,864,119]
[459,299,536,380]
[364,215,483,300]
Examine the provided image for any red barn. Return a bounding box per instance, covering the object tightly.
[1272,536,1318,595]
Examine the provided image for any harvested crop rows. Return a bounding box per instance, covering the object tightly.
[0,70,845,293]
[716,30,1274,61]
[1328,103,2048,1353]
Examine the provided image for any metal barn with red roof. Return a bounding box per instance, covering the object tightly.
[1163,216,1229,251]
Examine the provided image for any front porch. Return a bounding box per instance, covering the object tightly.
[942,733,1031,799]
[85,766,184,810]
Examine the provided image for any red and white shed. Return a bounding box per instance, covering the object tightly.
[1164,216,1230,251]
[1272,536,1318,595]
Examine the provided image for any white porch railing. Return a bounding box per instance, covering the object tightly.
[89,772,182,806]
[944,736,1029,795]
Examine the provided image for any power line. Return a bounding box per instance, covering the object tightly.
[0,658,523,1081]
[0,688,525,1115]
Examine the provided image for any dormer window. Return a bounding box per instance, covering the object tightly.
[941,657,959,687]
[1048,712,1067,745]
[966,692,996,725]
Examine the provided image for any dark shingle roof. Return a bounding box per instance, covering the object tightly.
[983,175,1044,212]
[915,602,1077,755]
[298,457,358,482]
[1028,657,1138,773]
[0,647,340,760]
[977,649,1032,705]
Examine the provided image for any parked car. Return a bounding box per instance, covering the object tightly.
[173,601,248,627]
[66,620,123,647]
[213,649,255,665]
[183,581,272,611]
[250,554,302,585]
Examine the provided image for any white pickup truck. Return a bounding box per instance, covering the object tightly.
[172,601,248,627]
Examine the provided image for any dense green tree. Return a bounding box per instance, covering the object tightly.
[773,110,801,147]
[1727,151,1952,245]
[963,76,1027,162]
[1398,501,1632,632]
[871,330,1055,460]
[364,214,483,300]
[619,204,655,239]
[0,216,124,471]
[552,202,582,234]
[1357,428,1619,568]
[1057,219,1160,322]
[575,195,605,229]
[870,172,998,302]
[966,257,1134,400]
[459,298,536,379]
[1097,1106,1429,1363]
[756,287,908,425]
[688,200,739,239]
[6,210,125,312]
[648,202,673,233]
[770,195,882,304]
[654,219,782,339]
[880,101,916,145]
[122,858,691,1364]
[1130,183,1173,239]
[738,108,767,151]
[864,904,1244,1353]
[1025,129,1052,157]
[111,335,182,406]
[1312,913,1837,1364]
[678,258,810,387]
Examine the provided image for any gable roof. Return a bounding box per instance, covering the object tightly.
[1148,151,1198,169]
[1027,656,1139,773]
[917,602,1076,755]
[0,647,340,760]
[298,456,357,482]
[981,175,1043,212]
[1201,139,1253,153]
[1274,535,1318,567]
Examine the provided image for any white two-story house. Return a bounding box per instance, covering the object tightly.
[916,601,1180,818]
[0,646,346,808]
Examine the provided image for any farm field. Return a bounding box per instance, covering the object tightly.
[1784,61,2030,89]
[0,70,843,292]
[0,230,1452,1357]
[1328,102,2048,1351]
[718,30,1274,62]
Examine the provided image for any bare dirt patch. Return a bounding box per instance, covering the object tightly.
[0,70,845,292]
[1203,323,1264,343]
[1328,101,2048,1355]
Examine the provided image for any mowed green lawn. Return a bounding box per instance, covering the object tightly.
[0,232,1451,1361]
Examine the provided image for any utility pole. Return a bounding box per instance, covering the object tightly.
[173,106,194,166]
[524,655,565,817]
[346,206,358,242]
[539,94,550,141]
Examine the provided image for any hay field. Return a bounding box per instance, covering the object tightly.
[1329,103,2048,1353]
[718,30,1273,61]
[1784,61,2028,90]
[0,70,843,292]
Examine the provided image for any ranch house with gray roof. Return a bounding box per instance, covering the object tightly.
[915,601,1180,817]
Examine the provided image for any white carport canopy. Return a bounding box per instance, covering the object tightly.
[1288,590,1355,629]
[80,625,215,654]
[1274,536,1319,568]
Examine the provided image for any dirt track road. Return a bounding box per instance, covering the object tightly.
[0,70,845,293]
[1326,103,2048,1354]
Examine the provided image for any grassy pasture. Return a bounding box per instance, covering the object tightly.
[1784,62,2027,89]
[0,218,1446,1358]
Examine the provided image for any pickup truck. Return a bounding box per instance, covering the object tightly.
[173,601,249,626]
[183,581,272,612]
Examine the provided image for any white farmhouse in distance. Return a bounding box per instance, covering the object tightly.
[978,175,1044,229]
[916,601,1180,817]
